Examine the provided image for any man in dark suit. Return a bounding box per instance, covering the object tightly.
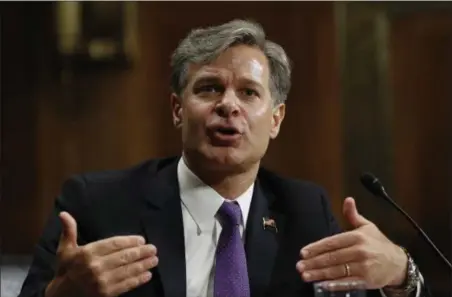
[19,19,425,297]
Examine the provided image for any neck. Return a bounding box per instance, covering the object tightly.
[183,155,259,199]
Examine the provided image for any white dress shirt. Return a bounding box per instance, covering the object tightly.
[178,158,254,297]
[177,157,422,297]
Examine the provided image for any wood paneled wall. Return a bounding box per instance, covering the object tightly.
[389,11,452,295]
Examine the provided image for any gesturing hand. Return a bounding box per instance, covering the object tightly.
[45,212,158,297]
[296,198,408,290]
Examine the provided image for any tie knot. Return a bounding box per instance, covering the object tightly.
[217,201,242,226]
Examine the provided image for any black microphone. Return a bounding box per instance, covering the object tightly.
[360,172,452,270]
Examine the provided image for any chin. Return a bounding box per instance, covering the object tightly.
[205,147,264,174]
[185,144,261,172]
[208,147,244,167]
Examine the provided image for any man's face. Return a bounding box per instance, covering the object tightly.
[171,45,285,171]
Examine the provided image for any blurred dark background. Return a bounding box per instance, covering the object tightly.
[1,2,451,297]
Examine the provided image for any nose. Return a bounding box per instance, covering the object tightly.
[214,90,240,118]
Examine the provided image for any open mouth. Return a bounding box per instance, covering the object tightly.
[208,126,242,144]
[216,127,239,136]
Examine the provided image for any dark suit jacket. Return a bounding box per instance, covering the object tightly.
[18,157,391,297]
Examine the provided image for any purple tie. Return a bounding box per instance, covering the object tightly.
[214,201,250,297]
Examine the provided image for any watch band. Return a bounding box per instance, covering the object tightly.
[383,247,419,297]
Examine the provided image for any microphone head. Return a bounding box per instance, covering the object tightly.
[360,172,384,196]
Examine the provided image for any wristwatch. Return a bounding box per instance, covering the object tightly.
[383,247,420,297]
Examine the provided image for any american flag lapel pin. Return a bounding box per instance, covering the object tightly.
[262,217,278,233]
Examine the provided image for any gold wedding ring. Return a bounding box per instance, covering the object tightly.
[344,263,351,277]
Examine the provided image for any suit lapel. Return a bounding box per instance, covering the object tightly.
[139,159,186,297]
[245,179,286,297]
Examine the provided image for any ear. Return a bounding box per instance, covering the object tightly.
[170,93,183,129]
[269,103,285,139]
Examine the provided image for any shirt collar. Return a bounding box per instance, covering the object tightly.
[177,157,254,232]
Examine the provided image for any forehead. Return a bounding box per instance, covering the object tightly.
[187,45,270,87]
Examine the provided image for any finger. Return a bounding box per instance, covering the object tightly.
[343,197,371,228]
[58,212,78,250]
[106,271,152,297]
[105,255,158,283]
[301,232,362,259]
[85,236,146,256]
[297,245,367,272]
[301,262,360,283]
[101,244,157,270]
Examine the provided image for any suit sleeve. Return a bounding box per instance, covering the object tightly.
[18,176,89,297]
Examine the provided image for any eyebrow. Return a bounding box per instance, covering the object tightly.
[192,76,222,86]
[239,77,265,91]
[192,75,265,91]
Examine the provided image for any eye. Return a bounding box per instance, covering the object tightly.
[194,84,224,94]
[241,88,259,98]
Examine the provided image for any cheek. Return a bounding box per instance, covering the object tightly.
[250,101,270,118]
[183,102,212,130]
[243,103,273,128]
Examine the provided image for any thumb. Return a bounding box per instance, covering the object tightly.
[58,211,78,250]
[343,197,371,228]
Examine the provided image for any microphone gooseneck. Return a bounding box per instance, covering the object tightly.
[360,172,452,270]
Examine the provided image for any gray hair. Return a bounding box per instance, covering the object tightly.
[170,19,292,105]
